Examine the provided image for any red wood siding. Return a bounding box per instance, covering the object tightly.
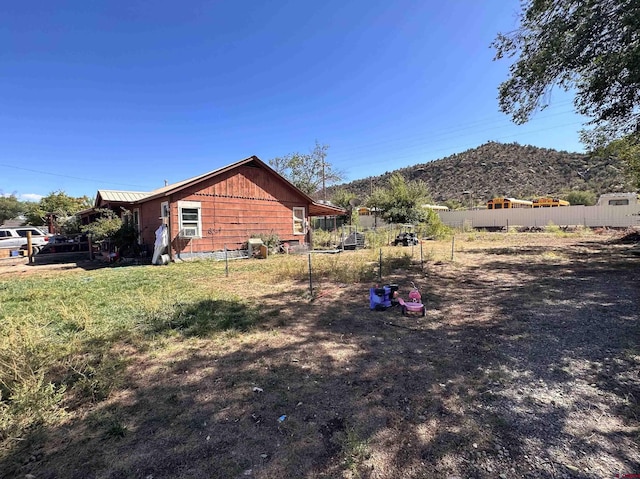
[138,164,311,255]
[138,198,165,247]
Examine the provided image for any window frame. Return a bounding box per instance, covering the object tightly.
[293,207,306,235]
[178,201,202,238]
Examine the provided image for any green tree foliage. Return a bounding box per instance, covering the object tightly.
[81,209,123,242]
[269,141,342,197]
[330,189,359,224]
[0,195,24,224]
[81,209,140,255]
[492,0,640,145]
[25,191,93,227]
[367,174,431,225]
[566,190,597,206]
[595,134,640,189]
[421,209,451,239]
[443,199,465,210]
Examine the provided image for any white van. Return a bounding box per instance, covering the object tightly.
[0,227,50,253]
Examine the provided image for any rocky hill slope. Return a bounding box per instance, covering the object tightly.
[329,142,633,204]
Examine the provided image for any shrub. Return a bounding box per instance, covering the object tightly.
[420,209,451,239]
[248,231,280,250]
[312,229,333,249]
[567,190,597,206]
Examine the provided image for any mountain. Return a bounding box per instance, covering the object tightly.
[328,142,634,204]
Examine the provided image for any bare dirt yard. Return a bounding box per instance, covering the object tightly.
[2,232,639,478]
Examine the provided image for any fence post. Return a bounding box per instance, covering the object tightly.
[379,248,382,282]
[451,235,455,261]
[88,234,94,260]
[420,241,424,271]
[224,245,229,277]
[27,231,33,263]
[308,253,313,297]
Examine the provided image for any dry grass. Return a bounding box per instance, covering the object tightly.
[1,230,639,478]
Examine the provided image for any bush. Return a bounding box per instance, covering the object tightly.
[248,231,280,250]
[420,209,451,239]
[312,229,333,249]
[567,190,597,206]
[365,229,391,249]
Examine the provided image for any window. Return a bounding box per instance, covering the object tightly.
[609,199,629,206]
[178,201,201,238]
[293,207,306,235]
[17,229,42,237]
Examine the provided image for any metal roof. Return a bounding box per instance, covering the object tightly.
[309,201,346,217]
[97,190,151,204]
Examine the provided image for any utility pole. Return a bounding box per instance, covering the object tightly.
[322,159,326,201]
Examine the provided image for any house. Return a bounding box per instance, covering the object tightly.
[80,156,345,259]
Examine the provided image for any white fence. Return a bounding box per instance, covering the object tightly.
[438,205,640,229]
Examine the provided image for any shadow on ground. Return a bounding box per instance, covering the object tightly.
[2,239,639,479]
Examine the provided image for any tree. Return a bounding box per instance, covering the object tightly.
[0,195,24,224]
[595,134,640,189]
[81,208,139,255]
[566,190,597,205]
[269,141,343,197]
[24,191,93,228]
[366,174,431,225]
[330,189,359,224]
[492,0,640,146]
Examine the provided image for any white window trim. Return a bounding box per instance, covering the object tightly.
[178,200,202,238]
[293,207,306,235]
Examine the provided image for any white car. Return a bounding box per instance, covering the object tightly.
[0,227,50,253]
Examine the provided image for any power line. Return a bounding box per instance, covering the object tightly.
[329,108,579,161]
[0,163,151,190]
[338,120,586,174]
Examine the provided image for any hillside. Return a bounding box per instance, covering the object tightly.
[329,142,634,204]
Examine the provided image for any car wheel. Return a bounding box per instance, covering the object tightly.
[421,306,426,317]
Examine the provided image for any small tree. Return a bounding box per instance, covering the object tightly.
[331,189,359,225]
[81,209,123,242]
[369,174,431,225]
[269,141,343,197]
[420,209,450,239]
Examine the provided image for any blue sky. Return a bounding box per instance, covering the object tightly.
[0,1,587,202]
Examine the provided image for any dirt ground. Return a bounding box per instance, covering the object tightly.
[2,233,640,479]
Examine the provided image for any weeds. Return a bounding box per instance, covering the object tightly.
[0,373,66,441]
[341,427,370,474]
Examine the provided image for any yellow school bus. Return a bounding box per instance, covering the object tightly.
[532,197,570,208]
[486,197,534,210]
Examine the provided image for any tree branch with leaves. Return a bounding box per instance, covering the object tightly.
[269,141,343,197]
[492,0,640,147]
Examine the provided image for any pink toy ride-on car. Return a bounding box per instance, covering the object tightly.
[397,282,426,317]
